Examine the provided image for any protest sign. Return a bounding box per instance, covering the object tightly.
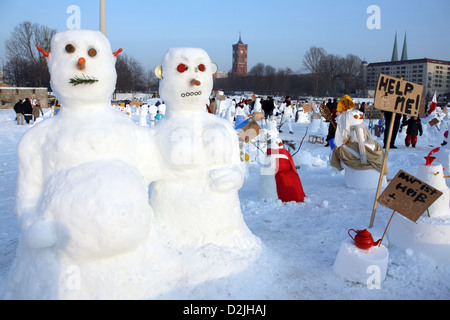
[378,170,443,222]
[374,74,424,117]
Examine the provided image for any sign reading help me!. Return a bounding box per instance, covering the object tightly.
[374,74,424,117]
[378,170,442,222]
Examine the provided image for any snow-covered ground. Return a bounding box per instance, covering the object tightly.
[0,106,449,300]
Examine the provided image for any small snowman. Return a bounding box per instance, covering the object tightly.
[330,95,387,189]
[139,103,149,126]
[259,118,305,202]
[5,30,159,299]
[152,48,261,254]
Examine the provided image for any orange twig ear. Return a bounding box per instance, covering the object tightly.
[113,48,123,57]
[37,46,49,57]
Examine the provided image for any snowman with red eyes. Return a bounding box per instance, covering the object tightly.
[5,30,158,299]
[151,48,261,253]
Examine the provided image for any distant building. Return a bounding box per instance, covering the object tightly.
[365,31,450,98]
[0,84,48,109]
[231,33,248,77]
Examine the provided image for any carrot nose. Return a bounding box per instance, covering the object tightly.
[191,79,201,86]
[77,57,86,70]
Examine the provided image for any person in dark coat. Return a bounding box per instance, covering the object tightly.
[22,98,33,124]
[400,116,423,148]
[325,99,338,147]
[13,99,24,125]
[262,97,275,119]
[383,111,402,148]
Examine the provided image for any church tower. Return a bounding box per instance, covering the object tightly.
[391,31,399,62]
[232,33,248,77]
[401,30,408,61]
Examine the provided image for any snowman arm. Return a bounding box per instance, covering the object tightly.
[209,164,244,193]
[15,137,44,229]
[135,128,163,183]
[208,123,245,192]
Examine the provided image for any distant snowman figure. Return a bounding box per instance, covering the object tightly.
[259,117,305,202]
[152,48,261,256]
[4,30,159,299]
[139,103,149,126]
[330,95,387,189]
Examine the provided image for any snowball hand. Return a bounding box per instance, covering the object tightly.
[23,220,57,249]
[209,166,243,193]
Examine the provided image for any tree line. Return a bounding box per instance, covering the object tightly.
[3,22,365,97]
[2,21,151,93]
[216,46,365,97]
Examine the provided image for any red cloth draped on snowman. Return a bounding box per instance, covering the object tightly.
[267,141,305,202]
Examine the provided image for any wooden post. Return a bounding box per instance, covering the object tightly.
[378,210,396,247]
[369,111,397,228]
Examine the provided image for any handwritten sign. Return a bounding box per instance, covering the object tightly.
[374,74,424,117]
[378,170,442,222]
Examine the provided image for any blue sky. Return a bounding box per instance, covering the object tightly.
[1,0,450,73]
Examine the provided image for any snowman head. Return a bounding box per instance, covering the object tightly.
[39,30,122,108]
[155,48,218,114]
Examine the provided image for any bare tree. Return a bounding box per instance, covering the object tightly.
[115,54,147,92]
[4,21,56,88]
[303,46,326,96]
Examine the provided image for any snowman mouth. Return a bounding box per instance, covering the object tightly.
[181,91,202,98]
[69,74,99,86]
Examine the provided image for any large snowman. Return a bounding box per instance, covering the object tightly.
[151,48,261,258]
[4,30,162,299]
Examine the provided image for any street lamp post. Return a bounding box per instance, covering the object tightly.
[100,0,107,37]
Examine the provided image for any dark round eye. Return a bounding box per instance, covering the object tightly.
[198,64,205,72]
[88,48,97,57]
[65,44,76,53]
[177,64,188,73]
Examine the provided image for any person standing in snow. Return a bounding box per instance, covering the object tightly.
[279,96,294,134]
[400,116,423,148]
[262,97,275,127]
[383,111,402,149]
[325,99,338,147]
[22,98,33,124]
[14,99,24,125]
[209,98,217,115]
[32,99,44,121]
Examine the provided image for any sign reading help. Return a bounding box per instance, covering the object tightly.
[374,74,424,117]
[378,170,442,222]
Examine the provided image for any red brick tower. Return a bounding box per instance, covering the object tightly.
[232,33,248,77]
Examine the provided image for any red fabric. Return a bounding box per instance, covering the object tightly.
[267,147,305,202]
[429,92,437,113]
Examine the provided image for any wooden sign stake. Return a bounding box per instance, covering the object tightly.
[378,210,396,247]
[369,111,397,228]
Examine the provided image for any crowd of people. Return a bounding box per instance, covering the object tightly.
[13,98,44,125]
[16,91,424,150]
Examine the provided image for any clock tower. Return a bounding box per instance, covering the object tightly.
[232,33,248,77]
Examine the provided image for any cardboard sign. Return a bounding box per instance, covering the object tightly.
[428,118,439,127]
[374,74,424,117]
[378,170,442,222]
[237,117,262,143]
[364,105,383,119]
[130,99,142,107]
